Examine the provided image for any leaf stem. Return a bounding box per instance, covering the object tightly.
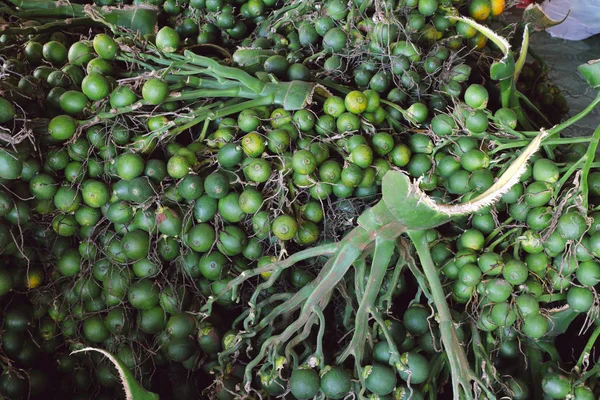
[336,238,394,366]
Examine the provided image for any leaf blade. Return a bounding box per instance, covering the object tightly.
[71,347,159,400]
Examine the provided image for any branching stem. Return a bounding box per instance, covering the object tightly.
[337,238,395,366]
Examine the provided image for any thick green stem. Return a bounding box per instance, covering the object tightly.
[500,80,512,109]
[256,1,310,36]
[403,250,433,302]
[6,0,85,17]
[247,268,286,309]
[512,93,600,139]
[245,238,339,311]
[575,363,600,386]
[526,345,544,400]
[408,229,480,400]
[493,136,594,154]
[483,217,514,243]
[0,17,99,34]
[166,86,254,102]
[302,50,326,65]
[7,0,156,38]
[165,76,244,91]
[580,125,600,211]
[576,324,600,369]
[80,101,148,123]
[469,322,499,399]
[547,94,600,136]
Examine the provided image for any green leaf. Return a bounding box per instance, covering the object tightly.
[523,3,569,32]
[71,347,159,400]
[579,60,600,90]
